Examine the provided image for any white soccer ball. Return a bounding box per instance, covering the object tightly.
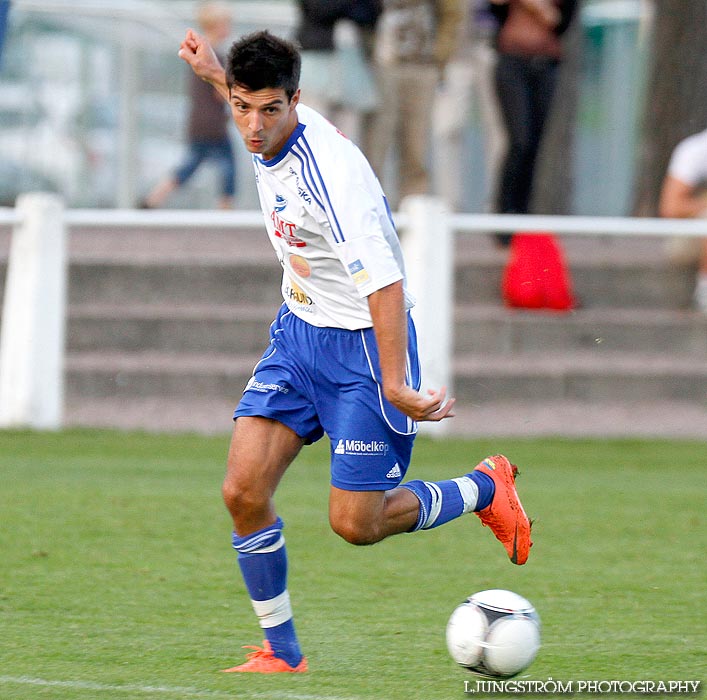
[446,589,541,678]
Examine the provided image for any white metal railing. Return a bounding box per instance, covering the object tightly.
[1,195,705,431]
[2,206,707,236]
[448,213,707,237]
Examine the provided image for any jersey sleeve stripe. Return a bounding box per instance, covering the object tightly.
[290,148,327,213]
[296,137,346,244]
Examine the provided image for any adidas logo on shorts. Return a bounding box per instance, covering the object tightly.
[386,463,402,479]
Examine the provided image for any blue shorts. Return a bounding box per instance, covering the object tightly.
[234,304,421,491]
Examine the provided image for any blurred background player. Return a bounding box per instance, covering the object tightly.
[433,0,506,213]
[489,0,578,244]
[143,2,236,209]
[364,0,463,207]
[295,0,382,146]
[660,127,707,313]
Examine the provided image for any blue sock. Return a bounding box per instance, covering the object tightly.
[402,472,496,531]
[232,517,302,667]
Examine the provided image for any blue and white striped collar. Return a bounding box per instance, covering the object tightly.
[256,123,306,168]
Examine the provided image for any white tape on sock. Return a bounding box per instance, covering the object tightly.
[452,476,479,514]
[250,590,293,629]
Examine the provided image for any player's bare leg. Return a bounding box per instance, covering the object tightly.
[222,416,303,535]
[329,457,532,564]
[142,176,178,208]
[328,486,420,545]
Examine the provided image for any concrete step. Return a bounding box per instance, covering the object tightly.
[58,250,696,309]
[65,302,707,358]
[67,303,280,354]
[64,349,707,405]
[456,232,698,309]
[65,351,257,399]
[66,226,273,262]
[453,352,707,403]
[453,250,696,309]
[67,259,283,306]
[454,305,707,356]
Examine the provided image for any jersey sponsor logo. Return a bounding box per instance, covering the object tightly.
[288,167,312,204]
[289,254,311,278]
[245,377,290,394]
[271,210,306,248]
[348,259,370,285]
[333,438,390,456]
[284,278,314,310]
[274,194,288,212]
[297,185,312,204]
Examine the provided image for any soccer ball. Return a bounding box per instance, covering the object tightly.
[446,589,541,678]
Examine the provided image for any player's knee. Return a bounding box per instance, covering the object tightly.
[221,478,267,519]
[330,516,381,546]
[221,479,241,515]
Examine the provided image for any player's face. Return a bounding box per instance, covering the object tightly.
[229,85,300,160]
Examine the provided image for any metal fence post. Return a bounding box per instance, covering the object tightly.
[400,195,454,437]
[0,192,67,429]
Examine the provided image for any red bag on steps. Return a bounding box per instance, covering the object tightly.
[501,232,575,311]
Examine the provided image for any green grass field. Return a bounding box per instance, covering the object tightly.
[1,429,705,699]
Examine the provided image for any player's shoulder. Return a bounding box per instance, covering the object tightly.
[669,128,707,180]
[295,104,375,194]
[297,104,359,154]
[674,128,707,158]
[296,103,334,131]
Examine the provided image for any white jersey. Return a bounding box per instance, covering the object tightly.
[667,128,707,187]
[252,104,414,330]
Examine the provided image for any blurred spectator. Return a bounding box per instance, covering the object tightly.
[0,1,10,68]
[295,1,382,145]
[489,0,578,244]
[659,128,707,313]
[433,0,505,212]
[365,0,463,207]
[143,2,235,209]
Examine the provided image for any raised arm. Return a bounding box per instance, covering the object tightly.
[178,28,230,102]
[367,280,455,423]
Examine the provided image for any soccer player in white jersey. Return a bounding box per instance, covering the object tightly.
[178,29,532,673]
[660,128,707,313]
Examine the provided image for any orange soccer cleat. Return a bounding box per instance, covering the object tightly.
[221,641,308,674]
[473,455,533,565]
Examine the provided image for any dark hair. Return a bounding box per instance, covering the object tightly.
[226,30,301,100]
